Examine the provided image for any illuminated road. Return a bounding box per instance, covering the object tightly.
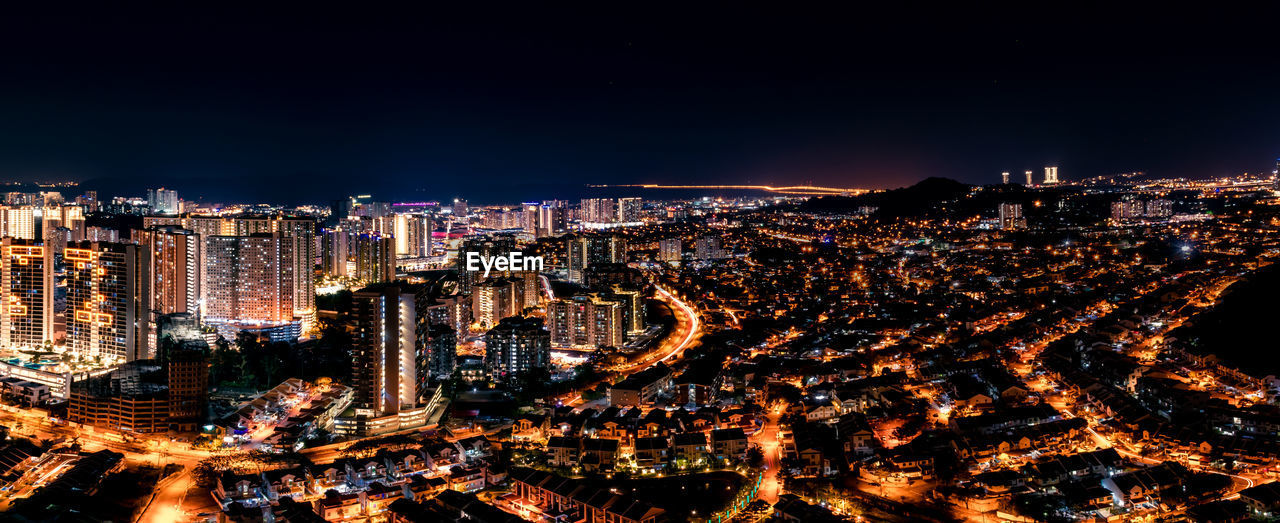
[651,286,700,364]
[1081,422,1256,502]
[559,283,702,407]
[588,183,868,196]
[137,467,201,523]
[609,285,700,373]
[752,409,783,504]
[0,406,219,521]
[539,274,555,301]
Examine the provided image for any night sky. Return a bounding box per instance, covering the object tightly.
[0,6,1278,204]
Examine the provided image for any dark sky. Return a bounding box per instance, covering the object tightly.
[0,6,1278,204]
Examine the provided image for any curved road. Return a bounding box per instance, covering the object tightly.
[561,284,701,407]
[620,285,700,371]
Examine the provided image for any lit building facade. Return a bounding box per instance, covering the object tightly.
[566,234,626,283]
[423,324,457,383]
[351,285,418,417]
[547,295,625,348]
[484,316,551,379]
[147,187,180,214]
[41,204,86,240]
[658,238,682,262]
[341,284,432,436]
[203,233,310,338]
[471,278,522,330]
[136,226,201,317]
[998,202,1025,230]
[1043,166,1060,184]
[65,241,145,362]
[143,214,316,320]
[537,201,567,237]
[393,213,432,258]
[617,197,641,223]
[580,198,617,224]
[694,235,725,260]
[0,238,54,348]
[321,229,396,283]
[1,206,36,240]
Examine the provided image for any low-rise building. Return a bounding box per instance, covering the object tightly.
[608,364,672,407]
[710,427,748,462]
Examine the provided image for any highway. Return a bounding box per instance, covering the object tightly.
[560,284,702,407]
[618,285,700,371]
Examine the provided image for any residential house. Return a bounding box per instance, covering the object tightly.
[710,428,748,462]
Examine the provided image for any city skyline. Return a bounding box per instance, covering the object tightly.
[3,6,1280,523]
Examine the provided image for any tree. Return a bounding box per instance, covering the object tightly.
[210,338,245,386]
[746,446,764,469]
[340,434,419,458]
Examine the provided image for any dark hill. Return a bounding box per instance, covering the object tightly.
[801,177,971,217]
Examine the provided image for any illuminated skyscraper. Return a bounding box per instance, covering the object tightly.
[203,233,309,338]
[566,234,626,283]
[580,198,617,224]
[338,283,435,436]
[658,238,682,263]
[146,188,180,215]
[521,203,539,234]
[40,204,85,241]
[1145,199,1173,218]
[393,213,431,258]
[617,197,642,223]
[998,202,1025,230]
[79,191,98,212]
[1024,170,1034,185]
[353,233,396,283]
[547,294,625,348]
[537,201,567,237]
[321,229,395,284]
[134,226,201,356]
[1,206,36,240]
[136,226,201,317]
[144,214,316,323]
[1043,166,1059,184]
[351,285,419,417]
[607,286,646,335]
[0,239,54,348]
[320,228,353,278]
[695,235,725,260]
[65,241,145,362]
[423,324,456,382]
[484,316,550,379]
[1111,200,1146,221]
[84,226,120,242]
[471,278,522,329]
[1001,171,1010,184]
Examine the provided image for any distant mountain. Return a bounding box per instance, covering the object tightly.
[800,177,972,217]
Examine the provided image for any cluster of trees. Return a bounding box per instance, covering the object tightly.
[499,363,609,404]
[209,326,352,390]
[192,451,306,488]
[339,433,420,459]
